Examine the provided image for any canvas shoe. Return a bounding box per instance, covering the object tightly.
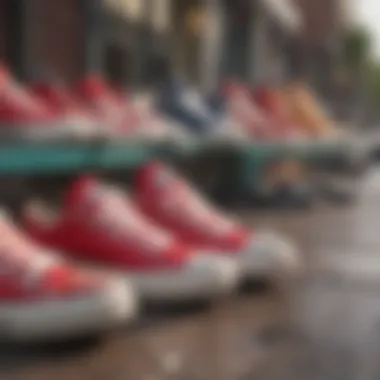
[23,178,239,303]
[279,83,337,138]
[250,84,304,140]
[221,80,278,140]
[158,76,247,142]
[134,161,300,280]
[0,211,137,342]
[75,75,154,140]
[29,81,100,140]
[0,65,79,141]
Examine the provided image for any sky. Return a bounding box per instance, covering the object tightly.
[355,0,380,59]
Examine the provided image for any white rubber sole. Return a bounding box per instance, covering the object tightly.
[125,255,240,303]
[0,278,138,343]
[236,232,301,280]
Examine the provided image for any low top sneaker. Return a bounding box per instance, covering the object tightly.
[75,75,139,138]
[94,85,184,143]
[134,161,300,279]
[253,86,303,139]
[0,211,137,342]
[281,83,338,138]
[0,65,75,141]
[158,76,247,142]
[29,82,100,140]
[222,81,273,140]
[23,178,239,302]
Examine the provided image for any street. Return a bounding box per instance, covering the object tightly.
[2,167,380,380]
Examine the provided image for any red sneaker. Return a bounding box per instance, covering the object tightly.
[76,76,172,141]
[29,81,100,139]
[221,80,278,140]
[23,178,239,302]
[0,65,72,140]
[134,161,300,279]
[0,211,137,342]
[75,75,139,138]
[253,86,301,138]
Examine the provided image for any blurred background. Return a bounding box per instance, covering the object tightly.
[0,0,370,119]
[3,1,380,380]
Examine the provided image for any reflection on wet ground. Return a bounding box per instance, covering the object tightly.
[3,168,380,380]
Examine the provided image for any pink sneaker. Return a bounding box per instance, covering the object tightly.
[0,211,137,342]
[134,161,300,279]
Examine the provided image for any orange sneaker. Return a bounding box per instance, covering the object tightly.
[281,82,338,138]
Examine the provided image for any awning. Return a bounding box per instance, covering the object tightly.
[260,0,303,33]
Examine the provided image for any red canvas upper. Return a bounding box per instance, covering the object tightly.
[0,64,55,125]
[134,161,251,252]
[23,177,190,271]
[75,75,141,136]
[29,82,86,115]
[0,214,101,301]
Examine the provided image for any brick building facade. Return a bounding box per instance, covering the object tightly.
[0,0,344,93]
[30,0,85,81]
[0,0,86,81]
[293,0,344,95]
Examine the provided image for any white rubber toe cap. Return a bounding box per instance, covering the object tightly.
[0,277,138,342]
[128,254,239,302]
[238,232,301,278]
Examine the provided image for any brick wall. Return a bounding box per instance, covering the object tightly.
[293,0,343,95]
[295,0,341,48]
[0,0,8,63]
[30,0,84,82]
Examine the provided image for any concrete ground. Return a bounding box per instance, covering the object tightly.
[2,167,380,380]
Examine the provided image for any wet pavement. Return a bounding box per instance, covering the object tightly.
[2,168,380,380]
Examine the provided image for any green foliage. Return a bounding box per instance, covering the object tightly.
[341,27,380,109]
